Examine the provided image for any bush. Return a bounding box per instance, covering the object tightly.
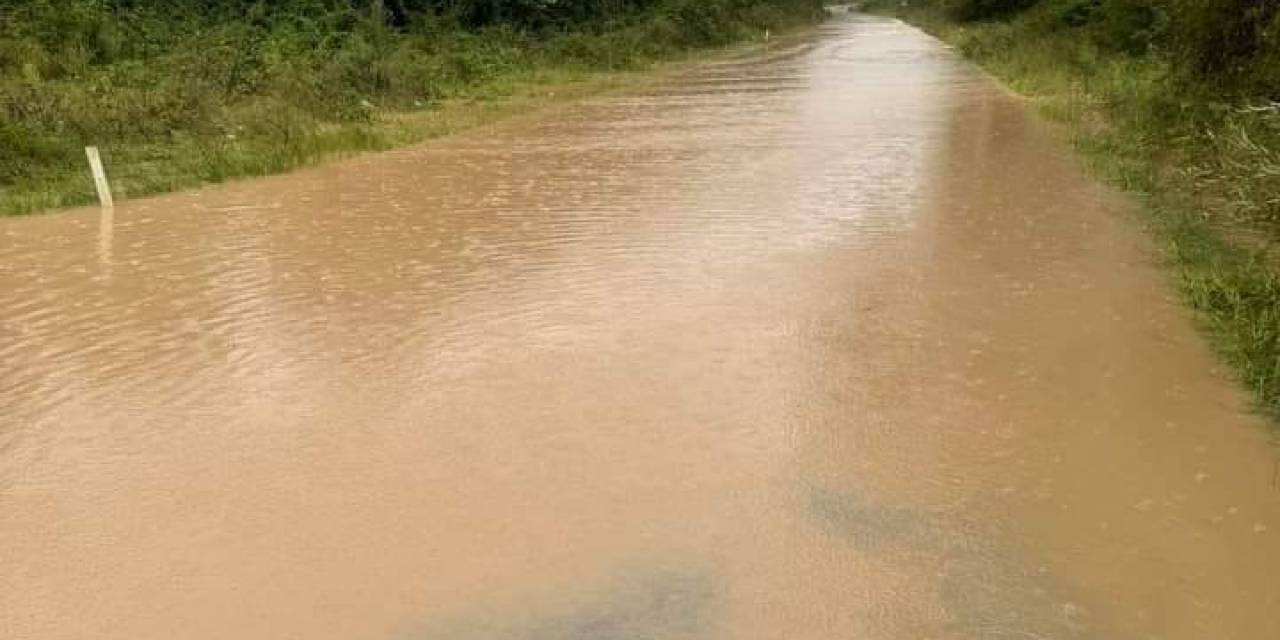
[944,0,1043,22]
[933,0,1279,95]
[1164,0,1280,98]
[0,0,825,214]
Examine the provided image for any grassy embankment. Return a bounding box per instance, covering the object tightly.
[864,0,1280,422]
[0,0,824,215]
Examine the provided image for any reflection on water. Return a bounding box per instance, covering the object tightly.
[97,205,113,272]
[1,13,1278,640]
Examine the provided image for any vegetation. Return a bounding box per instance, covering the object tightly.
[0,0,824,214]
[865,0,1280,419]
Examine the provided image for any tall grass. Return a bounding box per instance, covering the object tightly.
[0,0,825,215]
[866,0,1280,420]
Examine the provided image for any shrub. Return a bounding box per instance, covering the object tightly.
[1164,0,1280,98]
[944,0,1043,22]
[0,0,826,214]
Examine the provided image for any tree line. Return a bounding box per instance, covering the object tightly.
[936,0,1278,99]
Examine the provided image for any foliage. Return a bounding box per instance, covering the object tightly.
[0,0,824,214]
[912,0,1280,97]
[940,0,1041,22]
[1163,0,1280,98]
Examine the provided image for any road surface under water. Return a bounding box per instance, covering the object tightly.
[3,13,1279,640]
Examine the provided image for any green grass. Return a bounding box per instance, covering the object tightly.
[1,66,628,215]
[0,0,825,216]
[864,1,1280,421]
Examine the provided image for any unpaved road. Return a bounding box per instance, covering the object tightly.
[3,14,1279,640]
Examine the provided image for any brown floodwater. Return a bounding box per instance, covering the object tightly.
[3,13,1279,640]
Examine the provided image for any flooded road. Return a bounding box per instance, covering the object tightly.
[3,13,1280,640]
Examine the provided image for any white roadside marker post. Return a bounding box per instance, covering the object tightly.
[85,146,114,209]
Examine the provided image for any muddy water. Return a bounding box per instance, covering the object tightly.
[3,14,1279,640]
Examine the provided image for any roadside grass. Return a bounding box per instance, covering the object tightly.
[865,2,1280,422]
[0,0,825,216]
[1,66,628,215]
